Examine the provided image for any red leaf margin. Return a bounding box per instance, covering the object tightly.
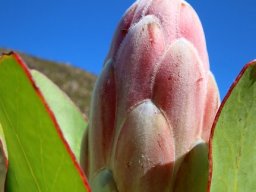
[0,52,91,192]
[207,60,256,192]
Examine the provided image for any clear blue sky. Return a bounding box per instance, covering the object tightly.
[0,0,256,99]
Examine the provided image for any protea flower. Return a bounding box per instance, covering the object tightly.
[81,0,220,191]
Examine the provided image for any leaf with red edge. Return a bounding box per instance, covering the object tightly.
[31,70,88,161]
[209,61,256,191]
[0,53,90,191]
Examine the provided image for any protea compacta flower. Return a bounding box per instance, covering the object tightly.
[81,0,220,191]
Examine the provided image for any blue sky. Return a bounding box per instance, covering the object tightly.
[0,0,255,99]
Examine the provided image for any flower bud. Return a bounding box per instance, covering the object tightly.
[81,0,220,191]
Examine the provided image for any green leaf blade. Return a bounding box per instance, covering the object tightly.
[31,70,88,161]
[174,141,209,192]
[0,53,90,191]
[209,61,256,192]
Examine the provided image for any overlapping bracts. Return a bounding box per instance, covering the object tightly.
[81,0,220,191]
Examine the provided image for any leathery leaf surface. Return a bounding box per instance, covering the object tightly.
[209,61,256,192]
[31,70,87,161]
[0,53,90,191]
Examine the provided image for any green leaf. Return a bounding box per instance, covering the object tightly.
[209,61,256,192]
[31,70,87,161]
[0,53,90,191]
[174,141,208,192]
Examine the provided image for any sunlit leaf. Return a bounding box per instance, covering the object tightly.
[0,53,90,191]
[31,70,87,161]
[209,61,256,191]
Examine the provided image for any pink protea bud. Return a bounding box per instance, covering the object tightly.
[81,0,220,191]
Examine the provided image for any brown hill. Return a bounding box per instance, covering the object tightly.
[0,48,97,117]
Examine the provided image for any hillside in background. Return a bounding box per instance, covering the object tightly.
[0,48,97,117]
